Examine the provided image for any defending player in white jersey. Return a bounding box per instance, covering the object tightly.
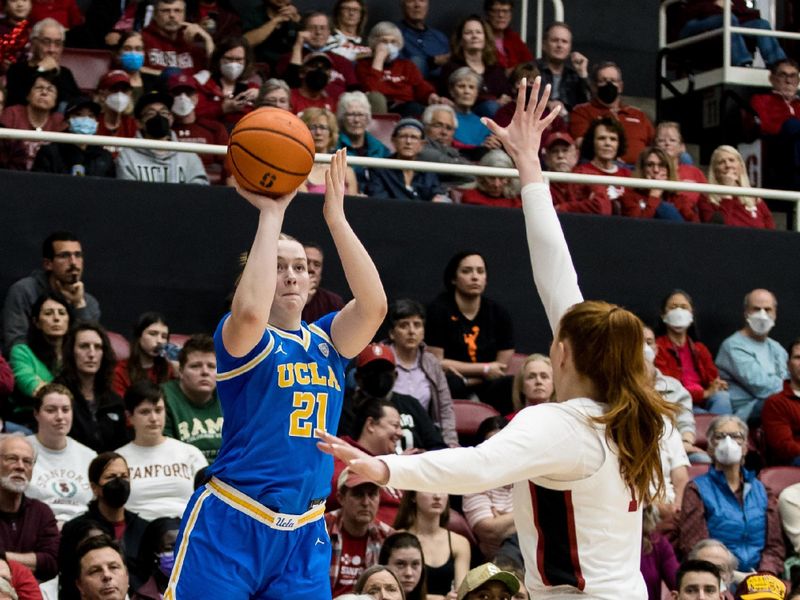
[318,79,676,600]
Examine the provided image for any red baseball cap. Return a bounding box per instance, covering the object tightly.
[337,467,375,490]
[543,131,575,150]
[356,343,396,369]
[98,70,131,90]
[167,73,199,93]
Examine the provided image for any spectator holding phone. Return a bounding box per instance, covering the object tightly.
[195,35,258,127]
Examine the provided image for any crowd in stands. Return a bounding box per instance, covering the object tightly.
[0,0,796,228]
[2,229,800,599]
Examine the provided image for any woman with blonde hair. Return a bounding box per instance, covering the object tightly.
[319,77,676,598]
[698,145,775,229]
[300,107,358,194]
[510,353,554,413]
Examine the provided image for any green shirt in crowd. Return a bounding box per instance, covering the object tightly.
[162,379,223,464]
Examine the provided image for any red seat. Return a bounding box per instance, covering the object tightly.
[59,48,113,94]
[453,400,500,440]
[447,508,478,548]
[758,467,800,497]
[106,330,130,361]
[367,113,400,152]
[688,464,710,479]
[170,333,191,347]
[693,413,716,450]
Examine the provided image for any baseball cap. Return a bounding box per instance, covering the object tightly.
[735,573,786,600]
[98,70,131,90]
[336,467,375,491]
[167,73,199,94]
[457,563,520,600]
[543,131,575,150]
[65,96,101,117]
[356,343,396,369]
[134,90,174,119]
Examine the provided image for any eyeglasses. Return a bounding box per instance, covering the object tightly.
[32,84,57,95]
[774,71,800,80]
[308,124,330,132]
[340,5,361,12]
[1,454,34,468]
[711,432,745,443]
[344,112,369,120]
[488,7,512,15]
[395,134,423,141]
[54,251,83,260]
[36,37,64,47]
[142,109,172,119]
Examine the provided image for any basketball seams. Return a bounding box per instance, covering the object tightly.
[229,141,313,177]
[231,127,315,162]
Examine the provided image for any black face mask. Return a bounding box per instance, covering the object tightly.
[596,82,619,105]
[144,114,171,139]
[305,68,329,92]
[101,477,130,509]
[360,371,395,399]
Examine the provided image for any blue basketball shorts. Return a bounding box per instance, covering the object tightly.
[165,477,331,600]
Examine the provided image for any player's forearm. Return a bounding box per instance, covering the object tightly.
[231,207,285,326]
[327,217,387,324]
[522,182,583,332]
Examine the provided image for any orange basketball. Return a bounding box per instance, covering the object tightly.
[227,107,316,198]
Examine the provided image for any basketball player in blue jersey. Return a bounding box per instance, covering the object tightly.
[165,149,387,600]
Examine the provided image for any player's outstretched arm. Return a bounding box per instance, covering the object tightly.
[325,149,388,358]
[482,78,583,332]
[222,188,297,357]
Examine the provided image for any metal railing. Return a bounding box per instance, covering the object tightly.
[1,127,798,229]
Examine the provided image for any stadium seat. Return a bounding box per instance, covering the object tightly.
[170,333,191,347]
[367,113,400,152]
[453,400,500,445]
[447,508,478,548]
[758,466,800,497]
[693,413,715,450]
[59,48,113,94]
[106,330,130,361]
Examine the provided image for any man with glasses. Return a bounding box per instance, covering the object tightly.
[2,232,101,352]
[365,118,448,201]
[5,17,80,108]
[0,435,59,582]
[418,103,475,187]
[115,91,209,184]
[397,0,450,79]
[485,0,532,71]
[569,60,655,166]
[750,59,800,186]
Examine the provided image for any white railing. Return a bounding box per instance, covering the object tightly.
[659,0,800,88]
[1,127,798,229]
[527,0,564,53]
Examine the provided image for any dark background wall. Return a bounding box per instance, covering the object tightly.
[2,172,799,357]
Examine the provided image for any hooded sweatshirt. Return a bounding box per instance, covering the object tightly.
[115,131,209,185]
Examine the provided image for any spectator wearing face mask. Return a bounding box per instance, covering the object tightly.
[290,52,338,115]
[678,415,785,576]
[716,289,788,423]
[115,90,209,184]
[95,70,139,143]
[33,96,116,177]
[167,73,228,181]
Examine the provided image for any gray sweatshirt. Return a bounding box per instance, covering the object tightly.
[115,132,209,185]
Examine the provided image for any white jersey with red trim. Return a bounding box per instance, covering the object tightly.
[379,183,648,599]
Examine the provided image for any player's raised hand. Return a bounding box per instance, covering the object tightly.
[481,76,561,170]
[316,429,390,485]
[323,148,347,223]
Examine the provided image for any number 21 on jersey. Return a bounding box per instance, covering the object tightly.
[289,391,328,437]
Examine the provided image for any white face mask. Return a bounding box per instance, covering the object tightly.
[105,91,130,113]
[747,309,775,336]
[171,93,195,117]
[663,307,693,331]
[220,61,244,81]
[643,343,656,364]
[386,42,400,62]
[714,435,743,465]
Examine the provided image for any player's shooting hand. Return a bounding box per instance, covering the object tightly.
[481,76,561,168]
[323,148,347,223]
[316,429,390,485]
[233,180,296,212]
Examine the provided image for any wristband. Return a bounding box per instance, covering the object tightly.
[483,363,490,375]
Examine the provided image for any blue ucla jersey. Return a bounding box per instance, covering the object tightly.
[208,311,346,515]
